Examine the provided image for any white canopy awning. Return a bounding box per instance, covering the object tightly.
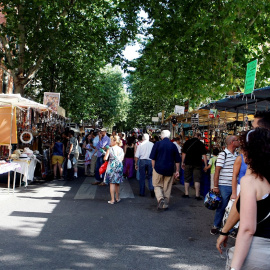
[0,94,48,110]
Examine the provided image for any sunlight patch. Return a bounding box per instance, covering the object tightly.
[169,264,214,269]
[127,245,174,253]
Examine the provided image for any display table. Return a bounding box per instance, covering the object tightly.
[0,162,21,192]
[11,157,38,187]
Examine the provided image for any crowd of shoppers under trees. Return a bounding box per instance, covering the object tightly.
[50,110,270,270]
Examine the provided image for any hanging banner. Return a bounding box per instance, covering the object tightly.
[191,113,199,125]
[152,117,159,122]
[174,105,185,115]
[209,109,218,118]
[43,92,60,113]
[0,107,17,144]
[244,59,258,94]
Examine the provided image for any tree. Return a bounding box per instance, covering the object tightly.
[0,0,141,95]
[126,0,270,127]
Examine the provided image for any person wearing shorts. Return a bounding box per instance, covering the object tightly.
[181,133,207,200]
[52,135,64,179]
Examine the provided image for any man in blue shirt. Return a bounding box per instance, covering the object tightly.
[150,130,181,210]
[89,131,99,176]
[92,128,110,185]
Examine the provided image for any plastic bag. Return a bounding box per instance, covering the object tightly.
[222,199,235,227]
[99,161,108,175]
[67,159,72,169]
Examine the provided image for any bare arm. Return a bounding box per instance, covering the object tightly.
[202,154,207,167]
[134,143,138,156]
[231,156,241,199]
[205,163,211,171]
[202,154,208,172]
[104,149,110,161]
[135,157,139,170]
[174,162,180,178]
[230,176,257,269]
[151,159,155,168]
[68,143,73,157]
[213,166,222,192]
[181,153,186,170]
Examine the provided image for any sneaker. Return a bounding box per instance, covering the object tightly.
[195,196,203,201]
[182,194,190,198]
[210,226,220,235]
[157,199,165,210]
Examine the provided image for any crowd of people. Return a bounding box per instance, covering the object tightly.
[49,110,270,269]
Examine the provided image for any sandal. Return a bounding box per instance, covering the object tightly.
[116,199,121,203]
[99,182,107,186]
[108,201,115,204]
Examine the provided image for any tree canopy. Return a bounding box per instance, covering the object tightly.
[1,0,270,128]
[0,0,141,94]
[126,0,270,128]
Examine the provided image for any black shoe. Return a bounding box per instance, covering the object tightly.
[195,196,203,201]
[182,194,190,198]
[151,190,155,198]
[139,194,145,197]
[210,226,220,235]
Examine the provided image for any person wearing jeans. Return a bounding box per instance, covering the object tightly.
[139,159,154,196]
[135,134,154,197]
[213,185,232,228]
[92,128,110,185]
[210,135,239,235]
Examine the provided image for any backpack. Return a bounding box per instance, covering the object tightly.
[215,151,227,167]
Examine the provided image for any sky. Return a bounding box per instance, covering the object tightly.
[122,10,149,61]
[123,42,141,61]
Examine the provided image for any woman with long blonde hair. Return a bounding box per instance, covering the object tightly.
[104,135,124,204]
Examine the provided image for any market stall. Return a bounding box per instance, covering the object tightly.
[165,86,270,196]
[0,94,66,188]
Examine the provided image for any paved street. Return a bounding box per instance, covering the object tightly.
[0,174,234,270]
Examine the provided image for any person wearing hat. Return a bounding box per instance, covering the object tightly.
[92,128,111,185]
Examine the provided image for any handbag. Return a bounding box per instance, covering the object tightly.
[99,161,108,175]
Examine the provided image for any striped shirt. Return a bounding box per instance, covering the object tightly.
[216,148,238,186]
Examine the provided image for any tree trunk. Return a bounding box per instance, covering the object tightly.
[13,76,26,95]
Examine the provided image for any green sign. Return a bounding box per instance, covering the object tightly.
[244,59,258,94]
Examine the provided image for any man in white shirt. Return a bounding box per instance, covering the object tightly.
[173,137,182,154]
[173,137,182,184]
[135,134,154,197]
[210,135,239,235]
